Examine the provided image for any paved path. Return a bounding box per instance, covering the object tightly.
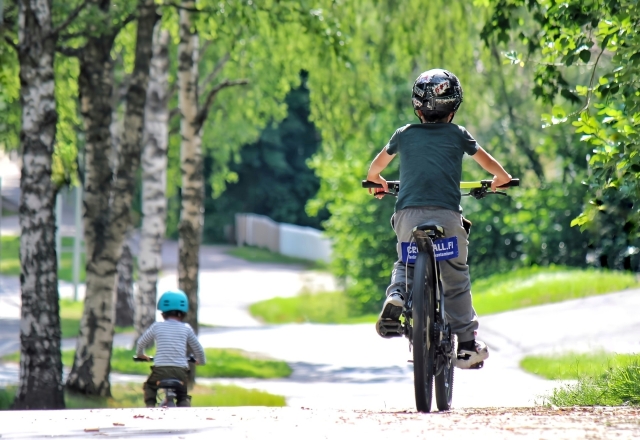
[2,237,639,410]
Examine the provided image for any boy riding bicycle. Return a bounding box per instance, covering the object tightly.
[366,69,511,369]
[136,289,206,407]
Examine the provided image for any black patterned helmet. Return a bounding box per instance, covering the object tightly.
[412,69,463,115]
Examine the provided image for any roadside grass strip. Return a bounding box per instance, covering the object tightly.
[226,245,328,270]
[522,352,640,407]
[2,347,292,379]
[0,236,86,282]
[249,291,377,324]
[0,383,285,409]
[471,266,639,315]
[520,352,640,380]
[249,266,638,324]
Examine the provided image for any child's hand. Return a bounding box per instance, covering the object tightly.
[137,354,151,361]
[491,174,512,192]
[367,175,389,199]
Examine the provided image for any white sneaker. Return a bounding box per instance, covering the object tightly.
[375,293,404,338]
[454,340,489,369]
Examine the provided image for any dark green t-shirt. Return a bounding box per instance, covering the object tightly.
[385,123,479,212]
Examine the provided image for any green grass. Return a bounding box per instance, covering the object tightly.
[0,235,86,282]
[521,351,640,380]
[111,347,292,378]
[2,347,292,379]
[527,355,640,407]
[250,266,638,324]
[0,383,285,409]
[472,266,639,315]
[226,245,328,270]
[250,291,377,324]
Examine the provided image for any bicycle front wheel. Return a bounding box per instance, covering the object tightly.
[412,251,436,413]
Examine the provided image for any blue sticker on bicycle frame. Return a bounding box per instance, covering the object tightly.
[401,236,459,264]
[433,236,458,261]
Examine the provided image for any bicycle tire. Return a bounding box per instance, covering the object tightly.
[435,333,455,411]
[412,251,436,413]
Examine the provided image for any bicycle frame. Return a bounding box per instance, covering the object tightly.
[362,177,520,412]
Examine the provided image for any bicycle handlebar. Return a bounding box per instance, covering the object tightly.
[362,179,520,200]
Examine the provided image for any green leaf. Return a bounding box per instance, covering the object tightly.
[579,49,591,63]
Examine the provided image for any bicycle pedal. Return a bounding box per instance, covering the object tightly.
[378,320,403,338]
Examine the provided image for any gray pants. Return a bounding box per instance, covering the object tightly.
[387,206,478,343]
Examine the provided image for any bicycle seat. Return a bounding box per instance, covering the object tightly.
[157,378,184,388]
[412,223,445,237]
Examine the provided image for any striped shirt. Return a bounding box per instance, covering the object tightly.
[136,319,206,368]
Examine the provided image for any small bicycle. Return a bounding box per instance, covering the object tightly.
[363,178,519,413]
[133,356,196,407]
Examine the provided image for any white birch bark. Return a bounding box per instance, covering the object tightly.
[66,0,158,396]
[135,24,170,340]
[13,0,65,409]
[178,2,203,333]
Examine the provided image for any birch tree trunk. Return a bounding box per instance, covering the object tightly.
[135,24,170,340]
[66,25,118,396]
[115,241,134,327]
[12,0,65,410]
[178,2,202,333]
[66,0,158,396]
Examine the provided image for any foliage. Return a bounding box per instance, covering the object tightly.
[201,76,328,242]
[163,1,337,240]
[482,0,640,270]
[304,1,603,311]
[521,351,640,380]
[0,383,286,409]
[0,12,20,151]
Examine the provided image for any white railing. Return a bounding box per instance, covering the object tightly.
[235,213,332,263]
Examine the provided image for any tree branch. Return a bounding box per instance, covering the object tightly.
[198,52,229,91]
[48,0,90,39]
[194,78,248,132]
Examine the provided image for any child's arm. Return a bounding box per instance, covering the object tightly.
[471,147,512,191]
[187,330,206,365]
[135,325,155,360]
[366,146,396,198]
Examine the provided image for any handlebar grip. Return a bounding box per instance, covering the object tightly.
[362,180,401,189]
[480,179,520,188]
[133,356,154,362]
[362,180,383,188]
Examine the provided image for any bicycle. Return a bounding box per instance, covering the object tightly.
[133,355,196,407]
[362,178,520,413]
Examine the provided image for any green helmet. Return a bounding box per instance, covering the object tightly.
[157,290,189,313]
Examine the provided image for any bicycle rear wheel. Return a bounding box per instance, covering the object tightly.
[435,334,456,411]
[412,251,436,413]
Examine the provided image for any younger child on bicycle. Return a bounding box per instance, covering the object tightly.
[366,69,511,369]
[136,289,206,407]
